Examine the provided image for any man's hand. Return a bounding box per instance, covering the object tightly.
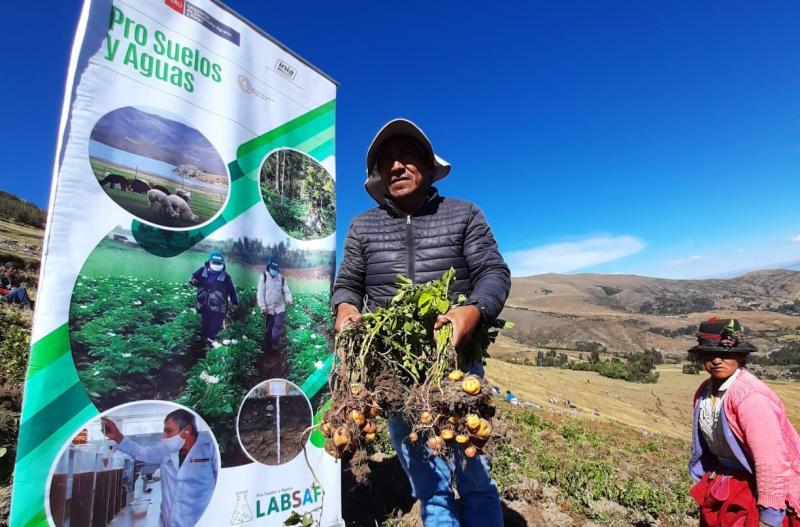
[100,417,124,443]
[434,305,482,349]
[335,303,362,333]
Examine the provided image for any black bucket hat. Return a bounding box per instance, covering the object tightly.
[688,317,756,355]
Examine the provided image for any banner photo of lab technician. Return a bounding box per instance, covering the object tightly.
[47,402,219,527]
[11,0,339,525]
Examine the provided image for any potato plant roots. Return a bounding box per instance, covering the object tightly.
[321,269,508,483]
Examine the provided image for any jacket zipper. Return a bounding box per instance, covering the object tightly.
[406,215,415,281]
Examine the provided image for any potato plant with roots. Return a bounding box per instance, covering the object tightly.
[320,268,510,480]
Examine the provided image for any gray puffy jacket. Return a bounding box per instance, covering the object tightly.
[332,189,510,323]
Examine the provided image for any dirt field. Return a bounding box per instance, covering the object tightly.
[487,336,800,439]
[0,218,42,263]
[238,394,312,465]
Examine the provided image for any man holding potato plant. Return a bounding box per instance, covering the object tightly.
[332,119,510,526]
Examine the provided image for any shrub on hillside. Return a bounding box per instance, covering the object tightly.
[682,363,701,375]
[564,351,660,383]
[0,307,30,385]
[0,190,45,228]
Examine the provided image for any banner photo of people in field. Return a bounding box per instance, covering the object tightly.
[10,1,340,526]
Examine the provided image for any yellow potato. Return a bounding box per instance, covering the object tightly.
[448,369,464,381]
[462,376,481,395]
[333,427,350,448]
[476,418,492,438]
[465,414,481,432]
[351,410,366,427]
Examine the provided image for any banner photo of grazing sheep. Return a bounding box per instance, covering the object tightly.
[89,106,229,229]
[11,1,340,526]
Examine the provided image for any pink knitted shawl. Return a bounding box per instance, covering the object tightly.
[695,369,800,510]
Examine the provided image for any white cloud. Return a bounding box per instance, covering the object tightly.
[505,235,645,277]
[666,255,703,267]
[792,235,800,242]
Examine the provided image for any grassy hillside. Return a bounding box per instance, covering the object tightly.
[504,271,800,358]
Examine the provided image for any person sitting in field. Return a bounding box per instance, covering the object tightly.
[0,262,32,310]
[189,251,238,346]
[688,317,800,527]
[504,390,519,405]
[257,257,292,354]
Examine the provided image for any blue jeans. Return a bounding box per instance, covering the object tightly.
[0,287,29,307]
[387,363,503,527]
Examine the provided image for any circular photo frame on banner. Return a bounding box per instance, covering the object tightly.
[236,379,313,465]
[88,106,230,229]
[46,401,219,527]
[259,148,335,240]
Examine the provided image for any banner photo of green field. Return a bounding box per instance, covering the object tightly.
[10,1,340,526]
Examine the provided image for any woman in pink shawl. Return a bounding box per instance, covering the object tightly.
[688,317,800,527]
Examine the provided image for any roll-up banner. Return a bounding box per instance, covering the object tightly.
[10,1,340,525]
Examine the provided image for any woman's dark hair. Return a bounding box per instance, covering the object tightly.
[165,409,198,437]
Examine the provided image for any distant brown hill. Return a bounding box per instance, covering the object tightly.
[503,270,800,356]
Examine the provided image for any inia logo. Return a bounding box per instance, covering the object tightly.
[275,59,297,80]
[165,0,185,14]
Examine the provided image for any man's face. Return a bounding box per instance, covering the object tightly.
[162,418,186,439]
[699,351,744,382]
[4,267,16,277]
[377,137,432,200]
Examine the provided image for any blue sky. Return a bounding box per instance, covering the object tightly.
[2,1,799,279]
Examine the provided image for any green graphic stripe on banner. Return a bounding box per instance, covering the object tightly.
[25,324,70,379]
[294,126,336,156]
[22,510,46,527]
[309,138,335,163]
[310,397,333,448]
[236,119,336,174]
[11,403,99,527]
[237,99,335,159]
[16,383,93,461]
[300,353,333,400]
[21,352,80,424]
[302,355,334,448]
